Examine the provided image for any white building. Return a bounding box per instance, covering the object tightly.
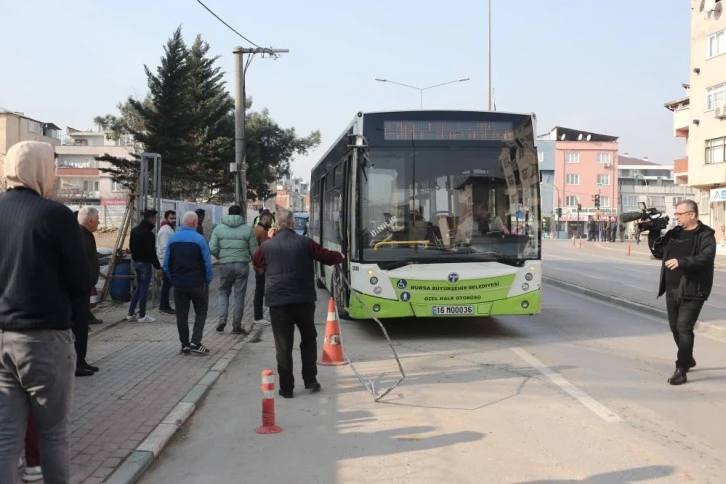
[55,128,135,204]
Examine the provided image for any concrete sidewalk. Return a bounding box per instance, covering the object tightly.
[27,268,261,484]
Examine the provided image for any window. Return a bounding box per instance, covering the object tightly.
[565,174,580,185]
[600,196,610,208]
[565,151,579,163]
[623,195,638,209]
[537,151,544,163]
[83,181,99,192]
[27,120,39,133]
[708,29,725,59]
[565,195,579,207]
[596,174,610,185]
[323,163,345,243]
[706,136,725,164]
[597,153,611,164]
[706,83,726,111]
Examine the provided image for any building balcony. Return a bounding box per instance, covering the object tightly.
[57,167,100,176]
[673,106,690,138]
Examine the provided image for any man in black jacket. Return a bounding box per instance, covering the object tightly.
[648,199,716,385]
[0,141,91,482]
[128,209,161,323]
[74,206,102,377]
[252,209,344,398]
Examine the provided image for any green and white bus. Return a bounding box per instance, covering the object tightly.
[310,110,541,319]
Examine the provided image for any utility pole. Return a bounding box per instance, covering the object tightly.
[232,46,289,213]
[488,0,492,110]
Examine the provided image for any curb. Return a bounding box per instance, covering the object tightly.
[104,340,247,484]
[543,276,726,339]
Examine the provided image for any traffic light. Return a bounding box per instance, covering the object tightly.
[557,207,562,218]
[577,203,582,211]
[594,194,600,208]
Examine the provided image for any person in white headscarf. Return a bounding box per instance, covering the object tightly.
[0,141,91,482]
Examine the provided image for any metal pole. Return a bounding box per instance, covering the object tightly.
[233,46,289,212]
[488,0,492,110]
[420,90,423,110]
[233,47,244,206]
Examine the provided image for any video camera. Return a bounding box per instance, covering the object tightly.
[619,202,670,233]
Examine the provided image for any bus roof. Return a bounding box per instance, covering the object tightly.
[310,110,537,179]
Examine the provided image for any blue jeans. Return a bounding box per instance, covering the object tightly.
[218,262,249,327]
[129,262,152,317]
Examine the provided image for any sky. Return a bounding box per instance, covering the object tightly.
[0,0,691,181]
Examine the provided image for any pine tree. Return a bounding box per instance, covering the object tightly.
[186,35,235,194]
[126,27,194,177]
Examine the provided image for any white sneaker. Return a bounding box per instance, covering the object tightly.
[126,314,136,321]
[255,318,271,327]
[137,315,156,323]
[22,466,43,482]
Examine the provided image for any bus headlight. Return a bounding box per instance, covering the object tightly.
[370,277,378,285]
[373,304,381,312]
[525,273,533,281]
[373,286,382,295]
[521,300,529,309]
[521,283,529,291]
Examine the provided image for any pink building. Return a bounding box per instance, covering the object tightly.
[540,127,619,236]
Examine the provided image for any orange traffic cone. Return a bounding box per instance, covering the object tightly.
[319,298,349,366]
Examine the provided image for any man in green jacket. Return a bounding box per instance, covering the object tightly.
[209,205,259,338]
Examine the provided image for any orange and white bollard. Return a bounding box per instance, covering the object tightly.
[255,369,282,434]
[578,239,583,249]
[627,241,631,256]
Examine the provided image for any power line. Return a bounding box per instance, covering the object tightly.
[195,0,263,49]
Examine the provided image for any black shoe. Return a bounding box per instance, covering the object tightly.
[81,362,99,372]
[75,367,95,377]
[668,367,687,385]
[181,346,191,355]
[216,321,227,332]
[688,358,697,371]
[159,308,176,315]
[278,389,294,399]
[190,343,210,355]
[90,317,103,325]
[305,381,322,393]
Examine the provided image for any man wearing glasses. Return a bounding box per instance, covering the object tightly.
[648,200,716,385]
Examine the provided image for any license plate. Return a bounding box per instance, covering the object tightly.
[432,305,474,316]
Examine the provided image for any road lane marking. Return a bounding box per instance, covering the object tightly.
[511,347,623,423]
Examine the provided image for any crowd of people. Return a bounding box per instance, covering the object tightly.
[0,140,344,482]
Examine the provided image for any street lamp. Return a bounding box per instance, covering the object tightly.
[635,171,649,205]
[375,77,470,109]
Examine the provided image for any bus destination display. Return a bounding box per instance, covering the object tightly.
[383,120,514,141]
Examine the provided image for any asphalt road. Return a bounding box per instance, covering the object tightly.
[140,282,726,483]
[543,239,726,325]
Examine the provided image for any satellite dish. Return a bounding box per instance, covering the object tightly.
[714,1,723,17]
[698,0,706,11]
[560,133,566,140]
[704,0,715,15]
[577,133,583,141]
[586,134,592,141]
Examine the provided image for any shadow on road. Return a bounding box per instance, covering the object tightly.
[515,464,674,483]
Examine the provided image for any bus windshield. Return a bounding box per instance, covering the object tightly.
[359,146,540,265]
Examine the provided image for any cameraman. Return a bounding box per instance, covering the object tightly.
[648,200,715,386]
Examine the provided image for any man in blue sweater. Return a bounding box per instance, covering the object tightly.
[164,211,214,355]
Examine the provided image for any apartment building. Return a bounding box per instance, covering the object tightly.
[666,0,726,244]
[538,126,619,237]
[0,108,61,189]
[618,155,696,219]
[55,128,134,204]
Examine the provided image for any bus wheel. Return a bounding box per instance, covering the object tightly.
[332,270,350,320]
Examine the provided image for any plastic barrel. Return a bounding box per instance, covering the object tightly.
[109,258,132,302]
